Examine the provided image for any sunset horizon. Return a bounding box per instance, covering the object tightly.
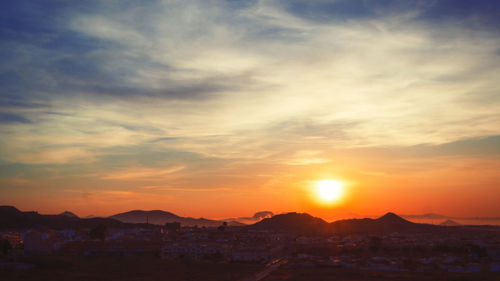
[2,1,500,280]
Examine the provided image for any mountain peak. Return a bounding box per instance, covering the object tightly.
[0,206,21,213]
[440,219,460,226]
[109,209,229,227]
[251,212,330,233]
[380,212,399,218]
[58,211,79,218]
[377,212,410,223]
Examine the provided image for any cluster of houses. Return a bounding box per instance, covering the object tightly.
[160,242,283,263]
[0,226,285,264]
[2,225,500,273]
[286,232,500,273]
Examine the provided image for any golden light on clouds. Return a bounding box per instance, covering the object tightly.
[1,1,500,219]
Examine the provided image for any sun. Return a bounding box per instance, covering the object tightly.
[315,180,344,203]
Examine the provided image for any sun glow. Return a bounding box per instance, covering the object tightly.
[315,180,344,203]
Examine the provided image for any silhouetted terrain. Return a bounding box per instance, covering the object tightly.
[249,212,486,234]
[403,213,500,225]
[251,212,331,233]
[329,212,438,234]
[403,213,446,220]
[440,219,461,226]
[3,205,499,234]
[2,205,500,281]
[109,210,244,227]
[0,206,150,230]
[58,211,79,218]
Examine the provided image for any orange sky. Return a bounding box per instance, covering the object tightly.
[2,152,499,220]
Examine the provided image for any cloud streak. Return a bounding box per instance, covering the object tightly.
[1,0,499,217]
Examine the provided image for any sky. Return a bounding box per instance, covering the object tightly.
[1,0,499,220]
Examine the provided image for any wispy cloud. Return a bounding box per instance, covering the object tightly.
[141,186,230,192]
[101,166,185,180]
[1,0,500,217]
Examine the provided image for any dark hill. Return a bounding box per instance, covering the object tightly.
[110,210,179,224]
[250,212,331,233]
[109,210,240,227]
[378,212,410,223]
[330,212,430,234]
[375,212,415,229]
[440,219,460,226]
[250,212,438,234]
[58,211,79,218]
[0,206,146,231]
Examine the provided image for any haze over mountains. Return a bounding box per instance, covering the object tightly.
[401,213,500,226]
[223,211,274,225]
[402,213,500,221]
[58,211,79,218]
[440,219,461,226]
[251,212,500,234]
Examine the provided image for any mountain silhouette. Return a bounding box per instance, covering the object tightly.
[6,205,497,234]
[440,219,460,226]
[402,213,446,219]
[109,210,243,227]
[378,212,409,222]
[403,213,500,222]
[0,206,142,230]
[251,212,438,234]
[376,212,415,227]
[251,212,331,233]
[330,212,427,234]
[58,211,79,218]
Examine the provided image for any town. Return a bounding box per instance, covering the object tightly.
[2,212,500,281]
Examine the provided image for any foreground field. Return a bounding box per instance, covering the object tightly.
[262,266,500,281]
[3,256,500,281]
[0,256,262,281]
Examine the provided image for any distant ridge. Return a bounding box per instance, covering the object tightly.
[403,213,446,220]
[251,212,438,234]
[3,205,498,233]
[440,219,460,226]
[251,212,330,233]
[58,211,79,218]
[330,212,423,234]
[0,206,144,230]
[403,213,500,224]
[109,210,243,227]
